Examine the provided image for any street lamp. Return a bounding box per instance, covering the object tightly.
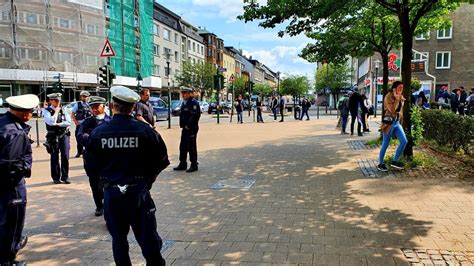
[276,71,280,95]
[374,60,381,118]
[163,50,173,129]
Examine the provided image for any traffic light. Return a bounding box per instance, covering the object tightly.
[53,81,64,93]
[220,75,225,90]
[99,65,108,87]
[99,65,115,88]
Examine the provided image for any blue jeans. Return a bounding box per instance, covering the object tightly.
[341,114,348,132]
[237,112,243,123]
[379,121,408,164]
[272,108,278,120]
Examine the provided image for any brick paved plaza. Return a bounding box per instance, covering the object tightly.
[18,116,474,265]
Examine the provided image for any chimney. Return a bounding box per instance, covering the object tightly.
[249,56,253,60]
[239,49,243,55]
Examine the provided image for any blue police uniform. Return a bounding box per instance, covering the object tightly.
[77,113,111,214]
[178,97,201,170]
[72,101,91,156]
[0,112,32,264]
[84,88,169,265]
[43,105,71,183]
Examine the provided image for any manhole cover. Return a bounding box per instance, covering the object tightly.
[401,248,474,265]
[210,178,256,189]
[356,158,403,178]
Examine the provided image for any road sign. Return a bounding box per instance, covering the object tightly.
[100,39,115,57]
[218,67,227,73]
[229,74,235,82]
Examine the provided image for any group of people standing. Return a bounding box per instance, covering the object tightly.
[437,86,474,115]
[1,86,202,265]
[337,89,373,136]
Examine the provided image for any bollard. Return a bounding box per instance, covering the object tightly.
[253,109,256,122]
[36,114,39,147]
[317,105,320,119]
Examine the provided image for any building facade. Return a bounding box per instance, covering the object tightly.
[180,19,205,65]
[199,29,224,67]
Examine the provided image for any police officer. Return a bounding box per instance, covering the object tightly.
[84,86,169,266]
[43,93,72,184]
[0,94,39,266]
[174,87,201,173]
[71,91,91,158]
[77,96,111,217]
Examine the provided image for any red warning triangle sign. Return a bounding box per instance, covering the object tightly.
[100,39,115,57]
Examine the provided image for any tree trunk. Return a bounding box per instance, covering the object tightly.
[380,51,390,119]
[400,22,414,158]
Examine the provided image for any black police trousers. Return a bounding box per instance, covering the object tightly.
[48,134,70,181]
[104,185,165,266]
[89,176,103,210]
[179,128,198,166]
[0,181,26,264]
[74,126,83,156]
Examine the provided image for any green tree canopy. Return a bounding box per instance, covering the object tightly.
[175,62,217,99]
[253,83,273,96]
[280,75,310,96]
[232,76,247,98]
[315,63,351,94]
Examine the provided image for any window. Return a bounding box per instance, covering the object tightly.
[174,33,178,44]
[192,42,195,52]
[25,13,38,24]
[0,47,11,58]
[153,24,160,36]
[188,40,191,50]
[413,52,428,61]
[201,46,203,55]
[59,18,71,29]
[174,51,179,62]
[0,10,10,22]
[86,55,98,65]
[86,24,99,35]
[415,32,430,40]
[437,27,452,39]
[154,65,160,75]
[153,44,160,56]
[436,51,451,69]
[208,48,212,56]
[163,29,170,41]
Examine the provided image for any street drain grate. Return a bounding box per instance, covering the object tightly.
[356,158,403,178]
[347,140,378,151]
[210,178,256,189]
[401,248,474,265]
[24,228,175,252]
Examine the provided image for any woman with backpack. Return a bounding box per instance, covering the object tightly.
[377,81,408,172]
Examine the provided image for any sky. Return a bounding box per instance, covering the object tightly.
[156,0,316,79]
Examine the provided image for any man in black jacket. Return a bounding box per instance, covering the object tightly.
[348,89,366,136]
[458,86,467,116]
[450,89,459,113]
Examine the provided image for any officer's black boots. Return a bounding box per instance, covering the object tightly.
[17,236,28,251]
[186,164,198,173]
[95,208,103,217]
[173,163,187,171]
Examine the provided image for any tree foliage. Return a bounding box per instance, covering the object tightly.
[315,63,351,94]
[175,62,217,98]
[280,75,310,96]
[232,76,247,98]
[253,83,273,96]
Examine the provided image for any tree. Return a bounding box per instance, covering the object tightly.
[315,63,351,108]
[253,83,273,97]
[232,76,247,98]
[175,62,217,100]
[240,0,462,157]
[280,75,310,96]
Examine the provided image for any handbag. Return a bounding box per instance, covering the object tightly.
[382,116,394,125]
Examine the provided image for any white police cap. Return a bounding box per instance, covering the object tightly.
[88,96,107,105]
[47,93,62,100]
[110,86,139,104]
[80,91,91,97]
[6,94,40,111]
[180,86,193,92]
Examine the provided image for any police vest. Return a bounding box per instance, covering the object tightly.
[45,107,67,135]
[75,101,91,121]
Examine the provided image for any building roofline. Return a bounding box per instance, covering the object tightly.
[153,2,181,20]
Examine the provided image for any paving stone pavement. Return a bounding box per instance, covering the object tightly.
[17,117,474,265]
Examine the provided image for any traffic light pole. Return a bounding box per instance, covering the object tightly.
[216,69,220,124]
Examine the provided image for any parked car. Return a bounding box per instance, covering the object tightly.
[199,101,209,113]
[171,100,182,116]
[208,102,230,114]
[149,97,168,121]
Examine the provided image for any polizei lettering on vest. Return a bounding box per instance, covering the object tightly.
[101,137,139,149]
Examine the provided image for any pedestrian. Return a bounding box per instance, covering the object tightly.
[71,91,91,158]
[362,94,372,132]
[235,95,243,124]
[337,92,351,134]
[450,88,459,113]
[43,93,72,184]
[270,95,279,121]
[77,96,111,217]
[0,94,39,266]
[134,88,155,128]
[256,95,264,123]
[377,81,408,172]
[467,88,474,115]
[173,87,201,173]
[84,86,169,266]
[457,86,467,116]
[279,96,286,122]
[300,98,310,120]
[348,89,364,136]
